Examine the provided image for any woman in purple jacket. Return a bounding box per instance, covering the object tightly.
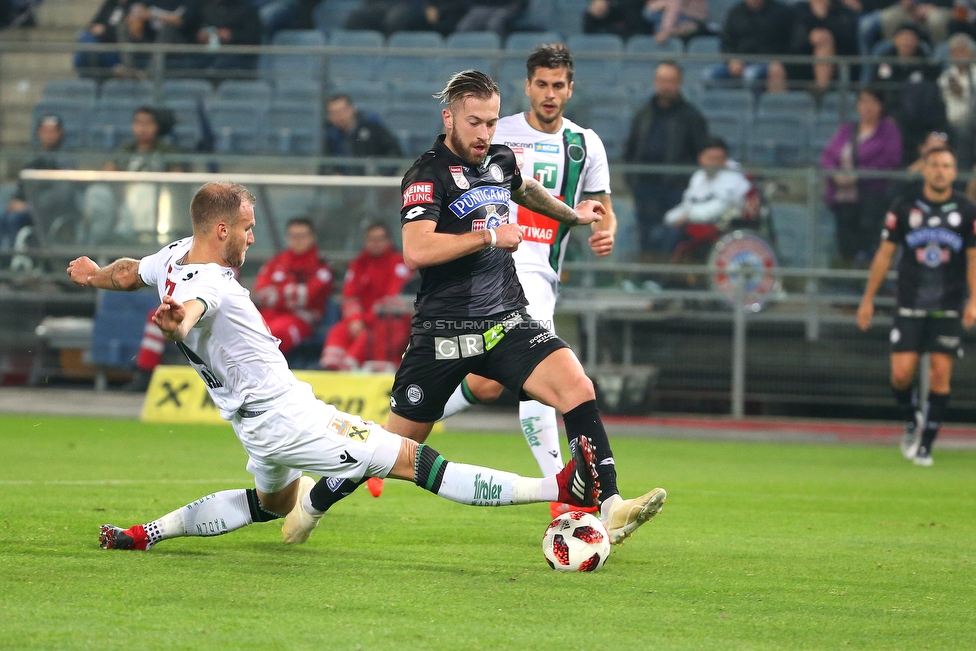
[821,86,903,266]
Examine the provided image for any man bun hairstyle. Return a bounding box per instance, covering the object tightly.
[526,43,575,82]
[434,70,499,112]
[190,182,256,232]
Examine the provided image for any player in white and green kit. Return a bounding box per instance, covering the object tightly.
[439,44,618,518]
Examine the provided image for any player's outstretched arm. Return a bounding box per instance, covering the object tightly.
[401,220,523,269]
[67,256,147,291]
[585,193,616,257]
[153,295,205,342]
[857,241,897,331]
[512,177,603,226]
[964,248,976,329]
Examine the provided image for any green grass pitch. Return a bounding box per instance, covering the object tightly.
[1,414,974,650]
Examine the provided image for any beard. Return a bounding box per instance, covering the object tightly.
[449,130,486,166]
[224,237,247,268]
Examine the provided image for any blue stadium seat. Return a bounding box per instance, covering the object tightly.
[442,32,501,79]
[269,100,322,155]
[216,79,273,103]
[90,289,162,371]
[328,29,385,84]
[748,114,808,166]
[386,31,444,82]
[207,99,270,153]
[89,99,142,150]
[707,0,739,22]
[390,79,441,110]
[100,79,154,103]
[42,79,98,102]
[381,105,442,157]
[810,114,842,161]
[705,113,747,160]
[622,35,679,87]
[163,98,203,150]
[700,88,754,117]
[162,79,213,103]
[757,91,816,121]
[686,35,720,55]
[276,79,323,104]
[567,34,624,86]
[502,31,563,81]
[498,79,528,116]
[32,99,91,150]
[818,91,856,121]
[331,79,390,115]
[260,29,327,84]
[768,203,810,266]
[588,106,628,161]
[312,0,360,34]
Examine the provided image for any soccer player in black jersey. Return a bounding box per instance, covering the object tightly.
[284,70,667,547]
[858,146,976,466]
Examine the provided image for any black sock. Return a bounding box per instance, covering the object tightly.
[309,477,365,513]
[892,385,917,425]
[920,392,949,453]
[245,488,284,521]
[562,399,618,501]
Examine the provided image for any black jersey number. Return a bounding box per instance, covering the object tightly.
[176,341,223,389]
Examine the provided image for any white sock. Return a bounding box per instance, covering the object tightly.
[439,382,477,420]
[519,400,563,477]
[433,463,559,505]
[144,490,254,548]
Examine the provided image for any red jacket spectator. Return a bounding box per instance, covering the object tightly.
[254,218,334,354]
[321,223,413,370]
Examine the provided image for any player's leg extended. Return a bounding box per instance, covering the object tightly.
[891,350,922,459]
[916,352,954,465]
[522,347,667,544]
[100,479,298,551]
[440,374,504,420]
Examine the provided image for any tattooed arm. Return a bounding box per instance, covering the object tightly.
[511,177,603,226]
[67,256,147,291]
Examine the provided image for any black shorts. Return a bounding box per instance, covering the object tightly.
[390,310,569,422]
[891,315,964,357]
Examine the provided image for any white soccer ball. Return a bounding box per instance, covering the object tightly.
[542,511,611,572]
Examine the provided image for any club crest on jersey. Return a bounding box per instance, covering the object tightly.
[488,163,503,182]
[403,182,433,207]
[472,204,508,231]
[448,186,512,219]
[449,166,470,190]
[885,211,897,229]
[948,211,961,227]
[909,209,923,229]
[917,242,950,268]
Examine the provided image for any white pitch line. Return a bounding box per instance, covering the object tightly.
[0,478,245,486]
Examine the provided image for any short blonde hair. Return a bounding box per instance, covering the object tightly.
[189,182,255,232]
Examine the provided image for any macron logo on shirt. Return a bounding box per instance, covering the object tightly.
[403,182,434,207]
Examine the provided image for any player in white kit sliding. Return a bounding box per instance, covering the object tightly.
[437,45,619,520]
[66,182,599,551]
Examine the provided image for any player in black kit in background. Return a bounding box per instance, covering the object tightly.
[858,146,976,466]
[283,70,667,547]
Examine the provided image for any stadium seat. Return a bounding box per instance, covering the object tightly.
[328,29,385,84]
[810,114,842,161]
[381,105,442,157]
[705,113,747,160]
[768,203,810,266]
[757,91,816,121]
[207,99,270,153]
[260,29,327,84]
[686,35,720,55]
[216,79,273,103]
[623,35,679,87]
[700,88,754,117]
[100,79,154,103]
[269,100,322,155]
[567,34,624,86]
[163,98,203,150]
[331,79,390,115]
[90,289,163,373]
[276,79,323,104]
[42,79,98,102]
[588,106,628,161]
[88,99,142,150]
[390,79,441,109]
[31,99,91,150]
[502,31,563,81]
[818,91,856,121]
[748,114,808,166]
[161,79,213,103]
[442,32,502,80]
[386,31,444,83]
[312,0,360,34]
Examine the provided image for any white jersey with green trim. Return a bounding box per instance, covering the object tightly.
[494,112,611,283]
[138,237,298,419]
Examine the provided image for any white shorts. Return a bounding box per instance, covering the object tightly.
[231,382,402,494]
[516,269,558,329]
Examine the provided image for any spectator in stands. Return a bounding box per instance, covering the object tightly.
[455,0,527,35]
[661,136,752,260]
[906,129,950,173]
[252,0,299,43]
[643,0,708,43]
[583,0,654,37]
[821,86,903,266]
[254,217,335,355]
[1,0,39,28]
[937,33,976,168]
[871,23,946,162]
[789,0,859,92]
[623,61,709,260]
[126,1,200,44]
[320,222,413,371]
[706,0,793,92]
[80,106,182,244]
[190,0,261,72]
[1,115,76,258]
[323,93,402,173]
[74,0,139,75]
[344,0,465,35]
[879,0,952,45]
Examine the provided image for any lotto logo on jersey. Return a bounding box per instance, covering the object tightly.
[402,182,433,207]
[534,162,558,189]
